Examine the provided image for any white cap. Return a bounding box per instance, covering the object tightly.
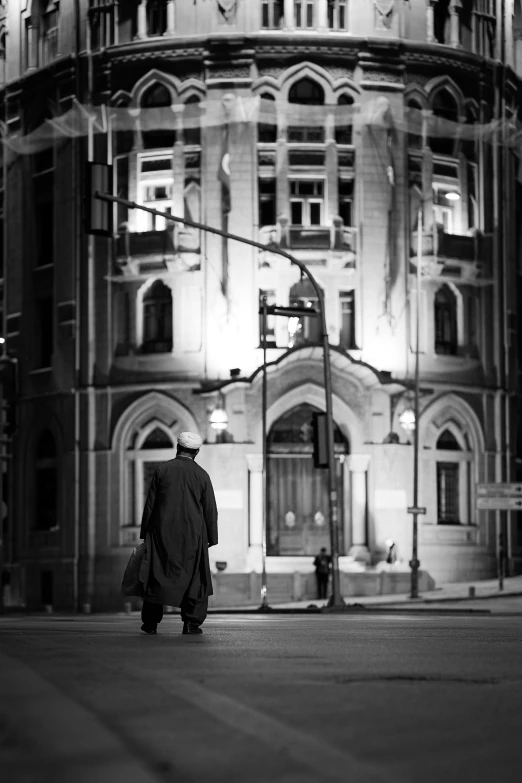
[177,431,203,449]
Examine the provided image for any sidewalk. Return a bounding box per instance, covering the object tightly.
[208,575,522,614]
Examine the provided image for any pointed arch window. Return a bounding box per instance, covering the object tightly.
[142,280,173,353]
[140,82,175,149]
[335,93,354,146]
[434,285,458,355]
[429,89,459,156]
[258,93,277,144]
[435,428,472,525]
[288,78,325,143]
[183,95,202,146]
[35,430,58,531]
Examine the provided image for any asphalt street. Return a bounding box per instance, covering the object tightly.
[0,613,520,783]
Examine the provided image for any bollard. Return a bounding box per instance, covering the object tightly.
[82,602,92,614]
[124,602,132,615]
[468,586,475,598]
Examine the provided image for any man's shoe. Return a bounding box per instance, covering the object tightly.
[141,624,157,635]
[182,622,203,635]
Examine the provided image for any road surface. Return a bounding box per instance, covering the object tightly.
[0,612,520,783]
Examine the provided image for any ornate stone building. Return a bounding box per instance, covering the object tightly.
[1,0,521,610]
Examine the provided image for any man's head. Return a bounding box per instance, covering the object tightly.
[320,547,327,554]
[177,431,203,460]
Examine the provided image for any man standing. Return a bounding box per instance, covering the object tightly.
[313,547,332,601]
[139,431,218,635]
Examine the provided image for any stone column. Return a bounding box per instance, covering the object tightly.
[246,454,264,572]
[166,0,176,35]
[426,1,435,43]
[283,0,295,30]
[135,1,147,39]
[449,0,460,47]
[317,0,328,30]
[26,24,37,69]
[348,454,371,563]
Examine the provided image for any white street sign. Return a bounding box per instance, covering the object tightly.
[477,483,522,498]
[476,497,522,511]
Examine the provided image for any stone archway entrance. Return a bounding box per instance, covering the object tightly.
[267,404,349,556]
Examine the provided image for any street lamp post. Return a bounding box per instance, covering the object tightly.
[409,205,423,599]
[260,296,269,611]
[94,190,345,608]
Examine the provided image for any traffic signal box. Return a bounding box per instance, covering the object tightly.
[0,359,17,438]
[312,411,328,468]
[85,162,113,236]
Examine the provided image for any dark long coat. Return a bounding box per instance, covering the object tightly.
[139,455,218,606]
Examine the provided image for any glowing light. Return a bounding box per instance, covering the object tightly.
[0,337,5,344]
[445,191,460,201]
[210,400,228,431]
[399,408,416,432]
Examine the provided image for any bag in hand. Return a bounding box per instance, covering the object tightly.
[121,541,147,598]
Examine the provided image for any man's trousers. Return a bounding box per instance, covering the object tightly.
[142,594,208,630]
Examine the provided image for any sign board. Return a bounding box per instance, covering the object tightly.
[477,483,522,497]
[476,497,522,511]
[407,506,426,515]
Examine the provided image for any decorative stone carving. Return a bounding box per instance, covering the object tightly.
[374,0,395,30]
[217,0,238,24]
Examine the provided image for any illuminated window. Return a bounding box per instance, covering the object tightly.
[434,285,457,355]
[290,180,324,226]
[89,1,116,51]
[339,291,356,349]
[142,281,173,353]
[35,431,58,531]
[41,1,59,65]
[262,0,283,28]
[474,0,496,58]
[328,0,348,30]
[137,155,173,231]
[295,0,315,29]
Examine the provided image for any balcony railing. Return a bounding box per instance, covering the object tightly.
[410,225,493,275]
[259,218,357,253]
[116,229,175,260]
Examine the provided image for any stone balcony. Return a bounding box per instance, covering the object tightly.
[410,226,493,281]
[115,226,201,274]
[258,218,357,265]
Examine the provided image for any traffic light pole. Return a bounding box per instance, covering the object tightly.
[94,191,345,608]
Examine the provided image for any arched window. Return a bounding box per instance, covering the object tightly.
[183,95,202,146]
[147,0,167,37]
[434,285,457,355]
[35,430,58,531]
[288,78,324,143]
[258,93,277,143]
[430,89,459,156]
[140,83,175,149]
[335,93,354,146]
[288,279,322,346]
[436,429,464,524]
[433,0,450,44]
[142,280,173,353]
[267,404,348,555]
[407,99,423,149]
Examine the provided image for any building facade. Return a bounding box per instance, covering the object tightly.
[1,0,521,610]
